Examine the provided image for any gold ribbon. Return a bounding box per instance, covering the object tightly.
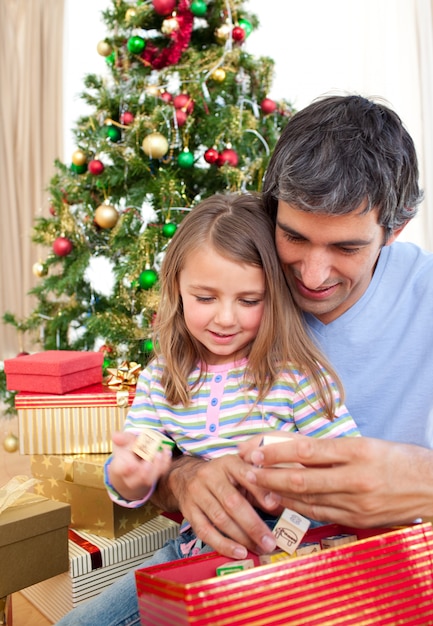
[0,475,41,515]
[105,361,141,390]
[116,390,130,408]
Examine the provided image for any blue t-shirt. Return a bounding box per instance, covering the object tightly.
[305,241,433,447]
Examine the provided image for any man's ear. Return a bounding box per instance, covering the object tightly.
[385,221,408,246]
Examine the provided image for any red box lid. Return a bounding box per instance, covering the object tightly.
[15,383,135,408]
[4,350,103,376]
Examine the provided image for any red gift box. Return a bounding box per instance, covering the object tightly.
[16,382,135,454]
[135,523,433,625]
[4,350,103,394]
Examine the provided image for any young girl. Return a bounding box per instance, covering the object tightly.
[105,192,359,515]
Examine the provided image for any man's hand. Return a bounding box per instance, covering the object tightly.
[152,453,280,559]
[239,435,433,527]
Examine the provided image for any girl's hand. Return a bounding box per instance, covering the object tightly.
[108,430,172,502]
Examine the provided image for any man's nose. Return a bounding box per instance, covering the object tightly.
[299,249,331,289]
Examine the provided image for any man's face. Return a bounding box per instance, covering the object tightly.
[275,200,399,324]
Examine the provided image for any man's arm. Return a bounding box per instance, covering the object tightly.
[239,436,433,526]
[151,453,279,558]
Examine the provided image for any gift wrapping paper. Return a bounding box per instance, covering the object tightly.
[136,523,433,626]
[31,452,160,538]
[0,493,70,597]
[21,515,180,623]
[34,477,160,539]
[4,350,103,394]
[16,383,135,454]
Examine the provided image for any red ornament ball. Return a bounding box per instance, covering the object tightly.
[217,148,239,167]
[232,26,246,43]
[175,109,188,127]
[53,236,73,257]
[160,91,173,103]
[152,0,177,15]
[204,148,219,164]
[88,159,105,175]
[120,111,135,125]
[173,93,194,114]
[261,97,277,115]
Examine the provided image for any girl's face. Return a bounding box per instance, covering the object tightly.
[178,245,266,365]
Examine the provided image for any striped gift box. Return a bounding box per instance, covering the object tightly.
[136,523,433,626]
[21,515,179,623]
[16,383,135,454]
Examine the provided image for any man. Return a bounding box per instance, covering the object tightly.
[57,95,433,625]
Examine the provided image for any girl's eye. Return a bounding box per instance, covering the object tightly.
[240,299,262,306]
[195,296,213,302]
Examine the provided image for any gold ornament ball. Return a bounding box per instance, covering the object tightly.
[214,23,231,44]
[96,40,112,57]
[32,260,47,278]
[125,7,137,21]
[161,17,179,35]
[211,68,226,82]
[147,85,161,97]
[142,132,169,159]
[71,149,87,166]
[3,433,19,453]
[94,204,119,229]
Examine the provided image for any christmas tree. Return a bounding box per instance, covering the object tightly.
[2,0,293,396]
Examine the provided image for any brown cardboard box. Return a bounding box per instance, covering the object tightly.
[0,497,70,597]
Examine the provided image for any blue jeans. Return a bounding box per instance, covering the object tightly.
[55,529,214,626]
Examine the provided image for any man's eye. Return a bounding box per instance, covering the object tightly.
[338,246,361,255]
[283,233,303,243]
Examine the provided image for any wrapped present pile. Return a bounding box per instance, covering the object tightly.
[3,351,180,620]
[21,515,179,623]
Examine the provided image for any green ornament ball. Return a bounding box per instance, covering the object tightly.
[162,222,177,238]
[106,125,121,142]
[177,150,194,168]
[238,18,253,37]
[191,0,207,16]
[70,162,87,174]
[138,269,158,289]
[106,52,116,66]
[142,338,154,353]
[127,35,146,54]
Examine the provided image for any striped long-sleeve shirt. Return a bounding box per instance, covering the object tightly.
[106,357,359,507]
[124,357,359,455]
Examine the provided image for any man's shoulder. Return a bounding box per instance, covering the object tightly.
[384,240,433,273]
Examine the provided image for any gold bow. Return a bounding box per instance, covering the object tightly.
[105,361,141,389]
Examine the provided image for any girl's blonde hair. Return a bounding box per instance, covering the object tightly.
[154,193,343,419]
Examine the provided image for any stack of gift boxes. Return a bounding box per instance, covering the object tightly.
[3,350,179,623]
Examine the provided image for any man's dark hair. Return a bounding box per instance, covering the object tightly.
[263,94,423,239]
